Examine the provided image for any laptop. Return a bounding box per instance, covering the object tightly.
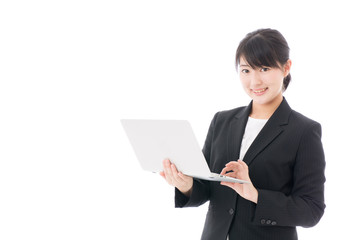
[121,119,249,184]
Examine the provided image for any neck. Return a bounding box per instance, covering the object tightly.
[250,95,283,119]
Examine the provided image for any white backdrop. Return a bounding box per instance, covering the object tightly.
[1,0,359,239]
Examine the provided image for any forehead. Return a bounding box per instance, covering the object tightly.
[238,57,253,67]
[238,55,279,69]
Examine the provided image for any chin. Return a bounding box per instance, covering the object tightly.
[252,93,283,106]
[252,98,270,105]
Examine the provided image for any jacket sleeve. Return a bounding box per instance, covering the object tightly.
[252,122,326,227]
[174,113,219,208]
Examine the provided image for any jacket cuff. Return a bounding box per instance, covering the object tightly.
[175,187,190,208]
[174,178,210,208]
[252,189,281,226]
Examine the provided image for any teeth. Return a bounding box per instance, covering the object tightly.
[254,88,267,93]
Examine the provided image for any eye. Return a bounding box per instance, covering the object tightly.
[241,69,250,74]
[260,67,270,72]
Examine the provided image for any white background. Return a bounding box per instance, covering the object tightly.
[0,0,359,239]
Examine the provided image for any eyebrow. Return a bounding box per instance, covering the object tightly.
[239,64,250,67]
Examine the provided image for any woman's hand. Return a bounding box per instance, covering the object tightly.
[220,160,258,204]
[160,158,193,197]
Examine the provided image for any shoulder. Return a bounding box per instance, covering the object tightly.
[211,106,247,125]
[217,106,246,118]
[287,109,323,142]
[289,109,321,129]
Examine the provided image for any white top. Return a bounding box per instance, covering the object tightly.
[239,117,268,161]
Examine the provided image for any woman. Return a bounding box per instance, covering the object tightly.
[160,28,325,240]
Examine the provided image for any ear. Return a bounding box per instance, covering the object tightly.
[283,59,292,77]
[284,59,292,77]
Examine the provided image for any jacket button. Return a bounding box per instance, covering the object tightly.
[228,208,234,215]
[266,220,272,225]
[261,219,266,225]
[271,221,277,225]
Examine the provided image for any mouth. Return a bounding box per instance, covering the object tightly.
[252,87,268,95]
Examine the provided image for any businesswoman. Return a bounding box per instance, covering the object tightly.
[160,28,325,240]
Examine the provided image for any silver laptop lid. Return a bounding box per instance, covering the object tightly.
[121,119,211,177]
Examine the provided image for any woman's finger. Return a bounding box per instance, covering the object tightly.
[220,167,228,176]
[163,159,173,177]
[162,159,176,185]
[178,171,193,185]
[225,161,243,171]
[171,163,179,174]
[224,171,237,178]
[171,163,183,184]
[221,161,238,174]
[225,160,238,166]
[238,160,249,170]
[237,160,248,168]
[177,171,187,181]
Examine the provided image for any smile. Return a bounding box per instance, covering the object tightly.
[253,88,268,94]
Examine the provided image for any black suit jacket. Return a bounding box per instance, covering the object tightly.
[175,99,326,240]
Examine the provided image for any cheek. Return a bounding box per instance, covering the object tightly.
[240,76,250,88]
[265,74,284,88]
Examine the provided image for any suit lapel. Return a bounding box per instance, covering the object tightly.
[228,98,292,166]
[243,98,291,166]
[242,123,284,166]
[227,102,252,163]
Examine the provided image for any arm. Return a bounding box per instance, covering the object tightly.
[173,113,220,208]
[221,122,326,227]
[253,122,326,227]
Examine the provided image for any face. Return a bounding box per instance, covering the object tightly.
[238,57,291,106]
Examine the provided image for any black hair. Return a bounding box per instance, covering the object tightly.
[235,28,291,91]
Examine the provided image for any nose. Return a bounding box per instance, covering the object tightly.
[250,72,263,87]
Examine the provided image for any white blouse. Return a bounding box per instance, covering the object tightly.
[239,117,268,161]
